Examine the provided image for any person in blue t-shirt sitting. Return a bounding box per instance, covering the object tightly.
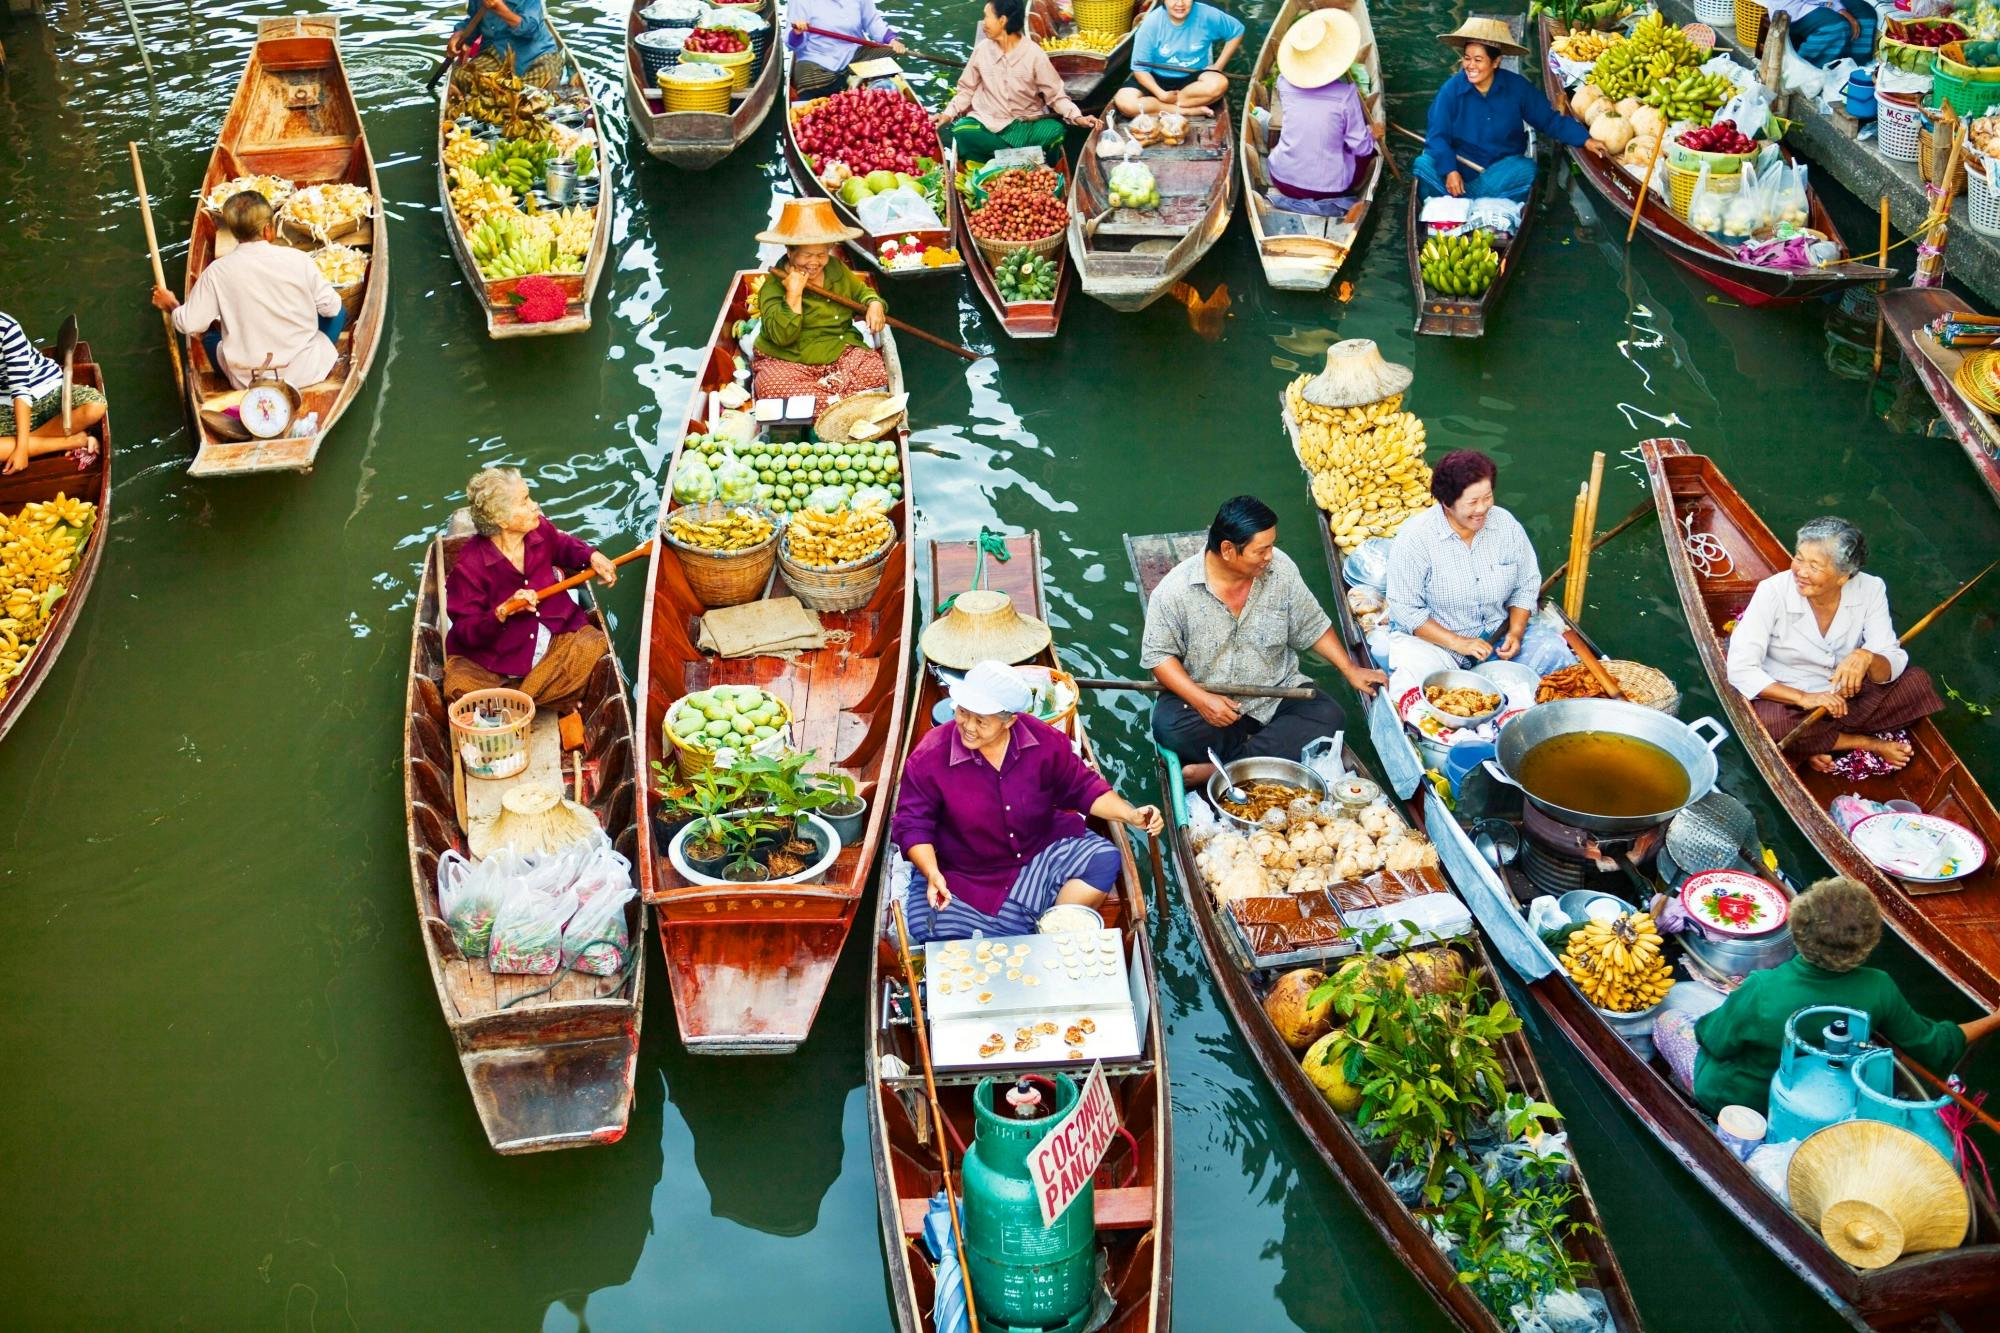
[1112,0,1244,120]
[1416,17,1604,203]
[447,0,561,88]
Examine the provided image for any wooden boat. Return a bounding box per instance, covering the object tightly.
[1070,104,1237,312]
[1879,285,2000,511]
[867,530,1171,1331]
[952,146,1072,339]
[183,16,387,477]
[437,19,613,337]
[1537,16,1890,305]
[401,529,647,1154]
[1408,15,1533,335]
[781,61,966,281]
[635,269,914,1053]
[1643,439,2000,1012]
[1125,530,1639,1333]
[0,342,110,744]
[1240,0,1385,293]
[1023,0,1154,109]
[624,0,782,168]
[1307,463,2000,1329]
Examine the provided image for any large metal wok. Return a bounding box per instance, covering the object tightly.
[1485,699,1728,835]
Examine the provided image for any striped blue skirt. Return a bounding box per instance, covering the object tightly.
[901,834,1120,944]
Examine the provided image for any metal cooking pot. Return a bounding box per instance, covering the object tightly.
[1205,757,1326,833]
[1485,699,1728,835]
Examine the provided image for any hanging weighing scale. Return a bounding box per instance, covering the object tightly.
[237,358,304,439]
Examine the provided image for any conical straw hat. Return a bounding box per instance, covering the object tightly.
[756,196,862,247]
[1788,1120,1969,1270]
[1278,8,1362,91]
[1301,338,1414,408]
[919,589,1051,669]
[815,390,903,443]
[1438,16,1528,58]
[470,781,602,858]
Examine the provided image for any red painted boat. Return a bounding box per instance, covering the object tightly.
[636,269,914,1053]
[1537,16,1890,306]
[1879,285,2000,511]
[953,147,1072,340]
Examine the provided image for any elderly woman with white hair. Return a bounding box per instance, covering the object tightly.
[442,466,619,711]
[1726,516,1942,774]
[890,661,1165,943]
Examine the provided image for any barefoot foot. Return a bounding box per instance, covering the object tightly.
[1808,753,1839,774]
[1181,762,1216,786]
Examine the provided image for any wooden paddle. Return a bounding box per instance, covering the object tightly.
[1071,676,1318,701]
[1625,132,1668,245]
[891,899,983,1333]
[1539,499,1651,597]
[1778,559,1999,750]
[425,35,479,92]
[128,141,186,403]
[1389,121,1485,174]
[1562,629,1623,700]
[795,23,965,69]
[54,314,79,435]
[768,269,982,363]
[497,542,654,618]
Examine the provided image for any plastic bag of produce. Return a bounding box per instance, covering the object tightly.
[1687,162,1724,237]
[561,867,635,975]
[488,880,578,975]
[436,850,503,958]
[1715,79,1775,140]
[714,452,759,503]
[1510,1288,1611,1333]
[857,187,943,235]
[851,484,895,512]
[1107,161,1159,210]
[672,453,717,504]
[1340,537,1394,596]
[805,484,851,511]
[1772,162,1810,231]
[1719,162,1763,241]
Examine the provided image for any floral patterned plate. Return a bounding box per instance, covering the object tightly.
[1680,870,1789,938]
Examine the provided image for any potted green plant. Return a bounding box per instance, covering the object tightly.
[673,767,747,876]
[813,770,866,845]
[719,809,784,882]
[734,750,851,847]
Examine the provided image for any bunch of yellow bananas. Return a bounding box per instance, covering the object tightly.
[444,126,487,171]
[549,205,595,258]
[1551,29,1621,62]
[1561,911,1675,1013]
[448,168,520,228]
[1286,380,1432,553]
[0,493,95,696]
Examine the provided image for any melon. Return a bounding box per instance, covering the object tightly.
[1263,968,1334,1051]
[1303,1032,1362,1113]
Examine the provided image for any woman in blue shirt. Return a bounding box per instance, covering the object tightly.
[1417,17,1603,203]
[447,0,561,88]
[1113,0,1243,120]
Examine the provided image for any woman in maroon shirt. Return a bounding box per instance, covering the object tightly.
[442,467,619,711]
[891,661,1164,942]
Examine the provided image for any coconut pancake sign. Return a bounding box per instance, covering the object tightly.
[1028,1061,1121,1227]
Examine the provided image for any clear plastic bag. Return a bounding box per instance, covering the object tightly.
[1511,1288,1611,1333]
[437,850,502,958]
[1719,162,1763,241]
[1687,162,1725,237]
[1340,536,1395,595]
[1106,161,1159,209]
[1773,162,1810,231]
[563,878,635,975]
[488,881,578,975]
[856,187,943,235]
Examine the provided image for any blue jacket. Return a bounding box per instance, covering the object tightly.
[1423,68,1586,177]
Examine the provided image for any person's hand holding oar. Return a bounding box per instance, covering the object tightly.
[792,22,965,68]
[767,269,984,363]
[496,543,652,618]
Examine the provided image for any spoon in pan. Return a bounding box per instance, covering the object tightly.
[1208,748,1246,804]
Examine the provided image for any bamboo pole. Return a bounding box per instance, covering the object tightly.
[128,142,187,402]
[1573,453,1605,616]
[1626,134,1668,245]
[1539,499,1651,597]
[1872,194,1891,374]
[1915,124,1966,289]
[1562,484,1588,620]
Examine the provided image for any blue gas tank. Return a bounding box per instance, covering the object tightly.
[1768,1006,1868,1143]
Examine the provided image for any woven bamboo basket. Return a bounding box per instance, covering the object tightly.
[972,228,1066,264]
[1667,161,1741,220]
[1073,0,1135,36]
[778,533,895,611]
[1602,660,1681,715]
[1919,118,1969,198]
[667,696,794,779]
[448,687,536,780]
[1735,0,1767,50]
[663,501,781,608]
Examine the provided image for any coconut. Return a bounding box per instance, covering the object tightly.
[1302,1031,1362,1113]
[1263,967,1334,1051]
[1401,947,1466,996]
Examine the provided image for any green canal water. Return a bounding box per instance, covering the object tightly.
[4,0,1998,1327]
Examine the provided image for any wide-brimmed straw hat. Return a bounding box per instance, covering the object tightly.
[1788,1121,1968,1270]
[920,589,1051,669]
[1278,9,1362,91]
[1300,338,1414,408]
[1438,16,1528,58]
[756,197,862,247]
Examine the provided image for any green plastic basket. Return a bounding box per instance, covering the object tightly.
[1933,47,2000,117]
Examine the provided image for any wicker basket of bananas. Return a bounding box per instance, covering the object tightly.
[777,505,897,611]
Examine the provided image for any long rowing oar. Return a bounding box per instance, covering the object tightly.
[54,314,79,435]
[1071,675,1317,701]
[891,899,983,1333]
[1388,121,1485,174]
[425,34,480,90]
[768,269,983,364]
[1538,499,1651,597]
[795,23,965,68]
[1626,131,1667,245]
[497,541,653,617]
[1779,559,1999,750]
[128,141,187,403]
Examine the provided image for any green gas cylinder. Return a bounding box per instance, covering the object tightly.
[961,1075,1096,1333]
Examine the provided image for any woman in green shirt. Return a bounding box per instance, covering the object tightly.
[1654,877,2000,1117]
[751,198,891,411]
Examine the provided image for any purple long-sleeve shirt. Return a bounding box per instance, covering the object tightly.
[786,0,893,75]
[890,713,1112,916]
[445,518,596,678]
[1268,76,1375,198]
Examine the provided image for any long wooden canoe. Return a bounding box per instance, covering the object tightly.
[1538,16,1889,305]
[1069,104,1237,312]
[402,529,647,1153]
[1408,15,1533,336]
[636,269,914,1053]
[1024,0,1154,109]
[1309,466,2000,1330]
[867,531,1171,1331]
[1126,530,1640,1333]
[953,146,1073,339]
[437,20,614,337]
[1878,285,2000,511]
[781,62,966,281]
[0,341,110,744]
[625,0,782,168]
[1240,0,1385,293]
[183,16,387,477]
[1642,440,2000,1011]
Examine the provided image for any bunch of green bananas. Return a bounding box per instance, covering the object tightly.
[1588,11,1701,98]
[1419,229,1500,298]
[995,253,1056,302]
[469,213,584,280]
[472,137,556,194]
[1641,68,1735,121]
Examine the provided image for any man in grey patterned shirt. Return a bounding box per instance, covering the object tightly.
[1142,495,1386,777]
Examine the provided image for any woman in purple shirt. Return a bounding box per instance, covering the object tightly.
[442,467,620,712]
[1262,8,1380,220]
[891,661,1165,943]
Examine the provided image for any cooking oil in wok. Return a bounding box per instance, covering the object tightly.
[1517,731,1690,818]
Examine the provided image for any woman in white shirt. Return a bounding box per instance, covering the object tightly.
[1725,516,1941,773]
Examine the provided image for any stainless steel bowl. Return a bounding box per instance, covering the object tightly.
[1422,669,1506,728]
[1205,757,1327,833]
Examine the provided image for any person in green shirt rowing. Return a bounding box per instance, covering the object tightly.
[1654,877,2000,1118]
[750,198,891,412]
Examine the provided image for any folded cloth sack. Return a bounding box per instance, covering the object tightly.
[698,595,826,658]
